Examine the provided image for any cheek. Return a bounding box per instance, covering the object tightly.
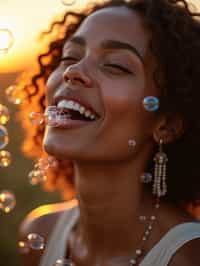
[46,69,62,100]
[101,78,146,118]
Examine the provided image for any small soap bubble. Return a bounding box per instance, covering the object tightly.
[27,233,45,250]
[18,241,30,254]
[0,150,11,167]
[28,169,47,185]
[54,259,75,266]
[61,0,76,6]
[0,104,10,125]
[128,139,136,147]
[36,156,58,170]
[5,85,25,105]
[44,106,59,127]
[0,125,9,149]
[143,96,160,112]
[0,190,16,213]
[0,28,14,54]
[29,112,44,125]
[140,172,152,183]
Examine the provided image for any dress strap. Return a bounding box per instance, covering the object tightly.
[39,205,79,266]
[140,222,200,266]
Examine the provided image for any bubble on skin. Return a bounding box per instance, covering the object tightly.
[28,169,47,186]
[143,96,160,112]
[60,0,76,6]
[140,172,153,183]
[18,241,30,254]
[27,233,45,250]
[0,150,11,167]
[29,112,45,125]
[54,259,75,266]
[0,125,9,150]
[5,85,26,105]
[0,190,16,213]
[128,139,136,147]
[0,104,10,125]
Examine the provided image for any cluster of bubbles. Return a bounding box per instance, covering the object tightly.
[0,103,14,213]
[28,156,58,186]
[30,106,71,128]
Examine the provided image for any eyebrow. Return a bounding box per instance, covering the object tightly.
[66,36,145,64]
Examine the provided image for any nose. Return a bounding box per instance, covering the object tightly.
[63,62,92,88]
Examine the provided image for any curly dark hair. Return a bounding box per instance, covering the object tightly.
[16,0,200,209]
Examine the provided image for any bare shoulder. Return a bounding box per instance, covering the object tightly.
[169,237,200,266]
[19,199,78,266]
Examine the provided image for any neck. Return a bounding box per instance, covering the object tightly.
[71,149,155,261]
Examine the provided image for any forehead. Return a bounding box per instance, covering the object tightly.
[68,6,150,57]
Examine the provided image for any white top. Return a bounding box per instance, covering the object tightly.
[39,204,200,266]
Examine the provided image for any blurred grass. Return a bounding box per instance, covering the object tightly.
[0,72,60,266]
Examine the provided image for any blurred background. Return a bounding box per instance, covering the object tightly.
[0,0,200,266]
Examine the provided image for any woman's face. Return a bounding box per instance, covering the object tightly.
[44,6,159,162]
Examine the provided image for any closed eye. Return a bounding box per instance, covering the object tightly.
[60,56,77,65]
[104,64,132,74]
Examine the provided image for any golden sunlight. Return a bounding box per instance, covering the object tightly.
[0,0,199,73]
[0,0,89,73]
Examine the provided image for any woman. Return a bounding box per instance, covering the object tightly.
[18,0,200,265]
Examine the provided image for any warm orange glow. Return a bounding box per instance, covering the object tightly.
[0,0,199,73]
[0,0,93,73]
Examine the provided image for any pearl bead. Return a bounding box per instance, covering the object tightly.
[130,258,137,265]
[136,249,142,255]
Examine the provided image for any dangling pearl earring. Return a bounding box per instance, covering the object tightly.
[153,139,168,198]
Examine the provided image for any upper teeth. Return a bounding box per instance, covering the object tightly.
[57,100,97,120]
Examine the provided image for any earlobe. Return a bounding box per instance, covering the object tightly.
[153,114,185,144]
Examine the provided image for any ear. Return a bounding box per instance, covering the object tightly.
[153,114,185,144]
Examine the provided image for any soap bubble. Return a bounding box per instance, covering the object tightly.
[36,156,58,170]
[18,241,30,254]
[0,150,11,167]
[29,112,44,125]
[60,0,76,6]
[0,104,10,125]
[28,169,47,185]
[44,106,59,127]
[54,259,75,266]
[140,172,152,183]
[5,85,26,105]
[0,190,16,213]
[0,125,9,149]
[27,233,45,250]
[143,96,160,112]
[128,139,136,147]
[0,28,14,54]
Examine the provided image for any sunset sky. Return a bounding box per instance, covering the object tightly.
[0,0,199,73]
[0,0,90,73]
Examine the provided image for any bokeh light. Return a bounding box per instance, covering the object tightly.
[0,190,16,213]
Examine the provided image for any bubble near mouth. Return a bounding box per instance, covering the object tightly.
[44,106,72,127]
